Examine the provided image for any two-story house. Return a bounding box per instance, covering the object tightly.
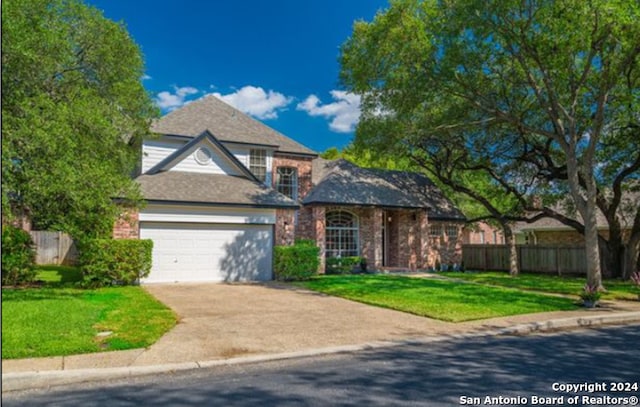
[114,95,466,283]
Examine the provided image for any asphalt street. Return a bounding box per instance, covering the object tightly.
[3,324,639,406]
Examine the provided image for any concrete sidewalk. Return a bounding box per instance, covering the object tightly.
[3,282,640,392]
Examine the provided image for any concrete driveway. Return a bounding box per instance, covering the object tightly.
[132,282,640,366]
[133,282,457,365]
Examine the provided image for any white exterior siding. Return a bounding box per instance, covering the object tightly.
[142,139,187,173]
[141,137,273,183]
[170,147,242,175]
[140,204,276,225]
[227,146,250,167]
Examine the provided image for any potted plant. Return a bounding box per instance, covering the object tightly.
[631,272,640,301]
[580,283,601,308]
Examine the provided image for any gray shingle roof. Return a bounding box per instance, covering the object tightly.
[136,171,298,208]
[151,95,317,156]
[305,159,466,220]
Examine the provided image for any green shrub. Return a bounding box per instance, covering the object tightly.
[326,256,363,274]
[1,225,36,286]
[79,239,153,288]
[294,238,316,246]
[274,242,319,281]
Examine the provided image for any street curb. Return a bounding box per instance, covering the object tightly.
[4,311,640,392]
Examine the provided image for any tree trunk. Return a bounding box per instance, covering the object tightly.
[583,205,604,290]
[605,236,624,279]
[503,224,519,276]
[623,234,640,279]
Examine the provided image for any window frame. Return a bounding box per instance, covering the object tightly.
[249,149,267,182]
[325,210,359,258]
[446,225,459,240]
[276,166,298,200]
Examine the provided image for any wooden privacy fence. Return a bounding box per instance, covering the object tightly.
[462,244,609,276]
[29,231,78,265]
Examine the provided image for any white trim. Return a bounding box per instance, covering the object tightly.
[140,204,276,225]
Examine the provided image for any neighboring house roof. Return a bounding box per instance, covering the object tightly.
[151,95,317,156]
[513,191,639,233]
[305,159,466,220]
[136,171,298,208]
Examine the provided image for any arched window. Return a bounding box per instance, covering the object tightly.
[325,210,359,258]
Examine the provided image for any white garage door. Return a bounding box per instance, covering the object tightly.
[140,222,273,283]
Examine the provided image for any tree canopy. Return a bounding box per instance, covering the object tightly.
[2,0,158,238]
[341,0,640,284]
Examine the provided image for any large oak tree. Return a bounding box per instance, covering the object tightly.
[341,0,640,287]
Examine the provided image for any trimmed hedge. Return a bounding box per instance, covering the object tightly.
[1,225,36,286]
[326,256,364,274]
[79,239,153,287]
[274,241,320,281]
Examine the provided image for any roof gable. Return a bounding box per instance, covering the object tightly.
[145,130,259,182]
[151,95,317,156]
[305,159,465,220]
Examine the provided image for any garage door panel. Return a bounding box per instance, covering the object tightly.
[140,222,273,283]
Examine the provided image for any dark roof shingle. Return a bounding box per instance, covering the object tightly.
[151,95,316,156]
[305,159,465,220]
[136,171,298,208]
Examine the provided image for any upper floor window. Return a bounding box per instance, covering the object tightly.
[249,149,267,182]
[276,167,298,200]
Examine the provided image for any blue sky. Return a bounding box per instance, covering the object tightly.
[86,0,389,153]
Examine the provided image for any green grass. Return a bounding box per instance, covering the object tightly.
[296,274,578,322]
[440,271,639,300]
[2,266,177,359]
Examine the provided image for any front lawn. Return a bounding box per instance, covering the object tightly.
[1,266,176,359]
[439,271,639,301]
[297,274,577,322]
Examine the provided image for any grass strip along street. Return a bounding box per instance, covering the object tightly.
[1,266,176,359]
[297,274,578,322]
[440,271,638,300]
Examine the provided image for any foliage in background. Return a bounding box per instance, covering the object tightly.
[2,0,158,239]
[274,241,320,281]
[78,239,153,287]
[1,225,36,285]
[340,0,640,284]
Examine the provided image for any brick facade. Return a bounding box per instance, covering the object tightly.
[302,205,463,271]
[113,208,139,239]
[274,208,296,246]
[425,220,463,268]
[463,222,504,244]
[272,154,313,203]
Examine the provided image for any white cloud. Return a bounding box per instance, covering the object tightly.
[141,74,152,81]
[297,91,361,133]
[155,86,199,110]
[211,86,292,120]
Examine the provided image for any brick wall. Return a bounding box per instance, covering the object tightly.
[425,220,463,267]
[272,154,313,202]
[463,222,504,244]
[113,208,139,239]
[275,208,295,246]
